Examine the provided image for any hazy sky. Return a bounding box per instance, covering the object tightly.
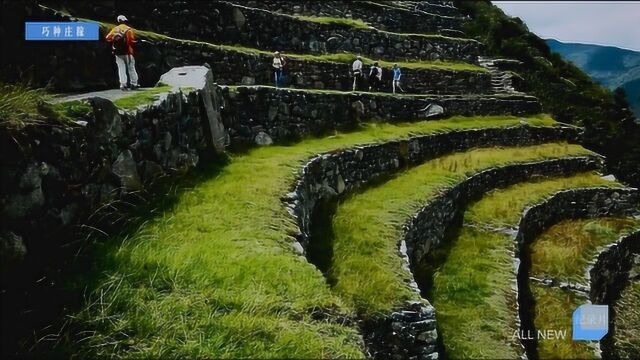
[493,1,640,51]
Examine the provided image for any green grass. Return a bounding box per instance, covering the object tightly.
[614,282,640,358]
[52,99,93,119]
[529,218,640,359]
[330,143,594,318]
[89,19,485,72]
[531,284,595,359]
[530,218,640,284]
[112,85,172,110]
[429,227,522,358]
[50,115,558,358]
[425,173,625,359]
[0,83,57,129]
[295,15,370,29]
[465,174,623,227]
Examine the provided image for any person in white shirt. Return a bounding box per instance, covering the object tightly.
[273,51,286,88]
[351,55,363,91]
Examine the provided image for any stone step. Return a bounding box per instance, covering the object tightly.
[222,85,544,144]
[233,0,466,35]
[47,0,482,63]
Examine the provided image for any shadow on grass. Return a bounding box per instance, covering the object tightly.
[2,155,230,359]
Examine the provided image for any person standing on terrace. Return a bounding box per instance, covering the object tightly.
[273,51,286,88]
[392,63,405,94]
[352,55,363,91]
[105,15,139,90]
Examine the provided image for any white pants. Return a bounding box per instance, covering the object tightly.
[115,54,139,87]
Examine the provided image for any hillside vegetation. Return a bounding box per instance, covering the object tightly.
[455,0,640,187]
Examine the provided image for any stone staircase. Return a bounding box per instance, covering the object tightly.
[478,56,522,94]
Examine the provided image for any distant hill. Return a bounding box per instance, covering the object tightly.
[546,39,640,117]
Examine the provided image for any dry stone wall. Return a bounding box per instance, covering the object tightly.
[0,86,224,271]
[236,0,465,35]
[284,127,586,359]
[3,4,489,95]
[223,86,542,145]
[514,188,640,358]
[41,0,482,62]
[590,231,640,358]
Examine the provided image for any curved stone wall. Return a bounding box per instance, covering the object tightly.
[284,125,584,359]
[514,188,640,358]
[589,231,640,358]
[286,125,582,251]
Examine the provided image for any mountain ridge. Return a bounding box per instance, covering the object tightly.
[546,38,640,117]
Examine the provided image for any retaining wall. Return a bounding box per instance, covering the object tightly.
[223,86,542,145]
[514,188,640,358]
[284,125,584,359]
[236,0,465,35]
[590,231,640,359]
[2,4,489,95]
[40,0,482,62]
[0,84,225,271]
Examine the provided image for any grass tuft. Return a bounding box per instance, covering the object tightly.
[0,83,54,129]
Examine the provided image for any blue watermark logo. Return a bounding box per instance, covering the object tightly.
[572,304,608,341]
[25,22,99,41]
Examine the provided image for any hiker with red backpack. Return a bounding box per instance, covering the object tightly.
[105,15,139,90]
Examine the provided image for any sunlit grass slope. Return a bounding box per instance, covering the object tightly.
[55,115,556,358]
[428,173,624,359]
[330,143,594,317]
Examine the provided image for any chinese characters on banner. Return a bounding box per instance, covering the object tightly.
[25,22,99,40]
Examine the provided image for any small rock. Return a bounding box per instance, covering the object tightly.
[112,150,143,191]
[254,132,274,146]
[0,231,27,265]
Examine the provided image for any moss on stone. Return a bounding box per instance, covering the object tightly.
[112,85,172,110]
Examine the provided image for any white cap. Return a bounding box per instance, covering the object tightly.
[117,15,128,23]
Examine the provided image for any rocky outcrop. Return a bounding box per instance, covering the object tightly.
[224,86,542,144]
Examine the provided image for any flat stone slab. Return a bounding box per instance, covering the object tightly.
[158,65,211,90]
[51,88,154,104]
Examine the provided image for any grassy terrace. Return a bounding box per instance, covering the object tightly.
[49,115,556,358]
[329,143,594,317]
[425,173,624,359]
[529,218,640,359]
[295,15,371,29]
[87,19,485,72]
[614,282,640,358]
[531,218,640,284]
